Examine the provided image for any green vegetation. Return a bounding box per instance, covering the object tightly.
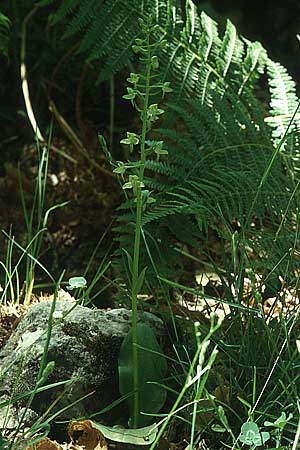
[0,1,300,449]
[114,17,171,428]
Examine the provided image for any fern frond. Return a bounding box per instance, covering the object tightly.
[38,0,60,6]
[63,0,101,37]
[198,11,221,61]
[266,59,300,142]
[265,58,300,176]
[217,19,244,83]
[0,11,10,58]
[238,40,267,95]
[40,0,265,106]
[144,160,180,180]
[38,0,300,285]
[52,0,80,23]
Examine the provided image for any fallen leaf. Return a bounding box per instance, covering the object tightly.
[27,436,62,450]
[68,420,107,450]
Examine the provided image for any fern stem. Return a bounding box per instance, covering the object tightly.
[131,30,152,428]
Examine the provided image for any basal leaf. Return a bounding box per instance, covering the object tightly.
[118,322,167,426]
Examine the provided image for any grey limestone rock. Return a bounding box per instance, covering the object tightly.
[0,295,164,427]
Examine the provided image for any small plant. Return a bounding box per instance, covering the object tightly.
[66,276,87,291]
[111,16,172,427]
[238,422,270,449]
[17,136,68,304]
[148,315,222,450]
[264,412,293,448]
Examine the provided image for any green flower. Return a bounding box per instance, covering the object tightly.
[123,175,145,196]
[161,82,173,96]
[147,104,164,125]
[127,73,140,84]
[123,87,138,105]
[120,132,140,153]
[113,161,126,175]
[151,56,159,69]
[146,140,168,160]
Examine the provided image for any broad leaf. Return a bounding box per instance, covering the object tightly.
[92,422,158,445]
[118,322,167,426]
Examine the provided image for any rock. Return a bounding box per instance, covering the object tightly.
[0,294,164,428]
[0,397,38,430]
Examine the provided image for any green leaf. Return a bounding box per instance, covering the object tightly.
[133,267,147,293]
[140,190,156,210]
[38,361,55,386]
[122,249,133,276]
[217,405,232,433]
[211,424,226,433]
[92,422,157,445]
[118,323,167,426]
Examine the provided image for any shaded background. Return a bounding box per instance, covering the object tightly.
[0,1,299,298]
[204,0,300,79]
